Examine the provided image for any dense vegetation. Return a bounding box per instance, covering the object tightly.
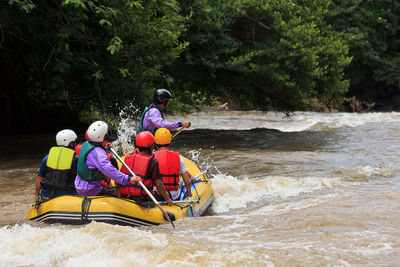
[326,0,400,110]
[1,0,399,133]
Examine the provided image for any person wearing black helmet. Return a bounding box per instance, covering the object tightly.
[137,89,191,134]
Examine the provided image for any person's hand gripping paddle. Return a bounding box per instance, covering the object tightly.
[109,147,175,228]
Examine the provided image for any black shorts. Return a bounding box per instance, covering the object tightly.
[99,187,116,196]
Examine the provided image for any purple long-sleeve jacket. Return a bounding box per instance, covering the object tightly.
[142,104,181,131]
[74,146,130,196]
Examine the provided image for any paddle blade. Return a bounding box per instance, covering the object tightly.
[163,211,176,222]
[157,204,175,228]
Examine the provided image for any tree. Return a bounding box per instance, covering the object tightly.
[326,0,400,109]
[170,0,351,111]
[1,0,185,132]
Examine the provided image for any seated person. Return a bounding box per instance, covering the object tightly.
[74,120,141,196]
[153,128,193,200]
[75,129,117,189]
[35,129,78,201]
[119,131,172,205]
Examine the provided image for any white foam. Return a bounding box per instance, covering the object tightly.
[210,174,345,213]
[335,164,397,180]
[0,222,168,266]
[329,231,394,256]
[166,111,400,132]
[249,193,340,215]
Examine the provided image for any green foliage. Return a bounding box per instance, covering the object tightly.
[1,0,186,130]
[326,0,400,108]
[8,0,35,13]
[7,0,399,132]
[166,90,221,114]
[169,0,350,111]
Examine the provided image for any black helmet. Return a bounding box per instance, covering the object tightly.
[153,89,171,104]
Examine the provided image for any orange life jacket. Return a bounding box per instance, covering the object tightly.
[154,150,180,191]
[119,153,154,197]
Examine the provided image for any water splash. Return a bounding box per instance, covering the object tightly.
[185,149,216,173]
[113,102,141,155]
[0,222,168,266]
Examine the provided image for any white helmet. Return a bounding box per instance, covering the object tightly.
[56,129,77,147]
[87,121,109,142]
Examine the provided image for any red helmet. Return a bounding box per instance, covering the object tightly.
[135,131,155,148]
[85,130,90,141]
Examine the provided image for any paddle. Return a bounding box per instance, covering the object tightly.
[172,127,185,139]
[109,147,175,228]
[159,200,199,204]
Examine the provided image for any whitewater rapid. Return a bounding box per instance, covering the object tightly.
[1,111,400,265]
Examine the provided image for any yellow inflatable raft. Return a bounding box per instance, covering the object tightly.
[26,156,214,227]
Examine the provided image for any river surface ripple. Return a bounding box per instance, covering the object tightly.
[1,111,400,266]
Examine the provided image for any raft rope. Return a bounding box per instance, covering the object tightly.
[192,180,200,200]
[81,197,92,223]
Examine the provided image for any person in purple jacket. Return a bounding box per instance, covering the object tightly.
[137,89,191,134]
[75,121,141,196]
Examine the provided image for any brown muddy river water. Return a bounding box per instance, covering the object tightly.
[1,111,400,266]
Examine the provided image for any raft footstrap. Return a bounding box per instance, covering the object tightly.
[81,197,92,223]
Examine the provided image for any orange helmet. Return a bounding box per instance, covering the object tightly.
[135,131,155,148]
[155,128,172,145]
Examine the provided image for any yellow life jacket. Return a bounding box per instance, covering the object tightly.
[47,147,75,170]
[43,146,76,190]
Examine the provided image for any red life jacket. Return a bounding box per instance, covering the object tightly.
[154,150,180,191]
[119,153,154,197]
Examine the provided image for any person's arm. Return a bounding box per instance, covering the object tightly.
[90,147,140,185]
[181,121,191,128]
[181,171,193,198]
[35,155,48,201]
[146,109,181,130]
[71,155,78,173]
[179,156,192,197]
[150,158,172,205]
[154,180,172,205]
[35,176,43,202]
